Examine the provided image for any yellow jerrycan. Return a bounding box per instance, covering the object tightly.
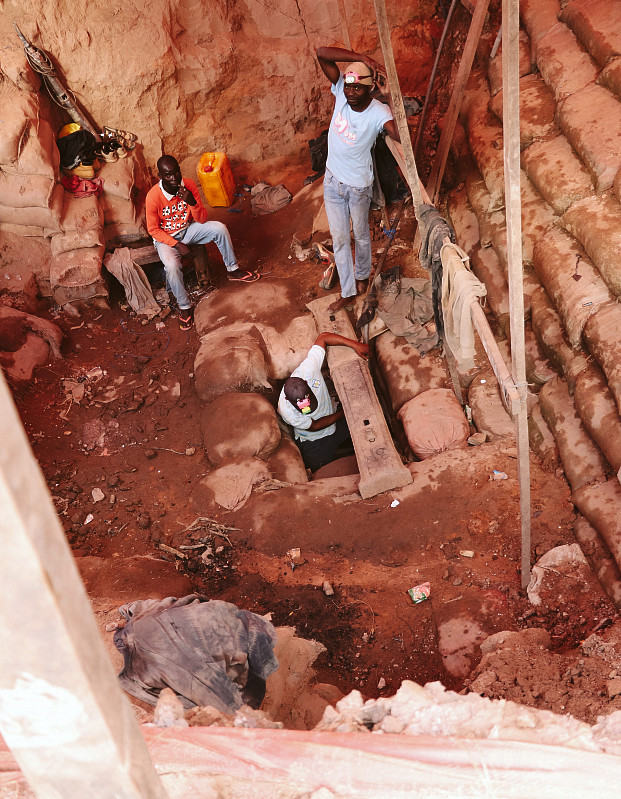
[197,152,236,207]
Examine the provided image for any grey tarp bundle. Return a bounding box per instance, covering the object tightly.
[418,203,457,342]
[103,247,161,319]
[114,594,279,713]
[250,182,292,215]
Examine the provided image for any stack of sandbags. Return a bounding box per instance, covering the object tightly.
[98,156,146,245]
[49,191,107,308]
[0,77,62,242]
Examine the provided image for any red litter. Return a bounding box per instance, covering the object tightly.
[407,582,431,604]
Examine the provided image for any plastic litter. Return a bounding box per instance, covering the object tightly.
[407,581,431,604]
[390,499,400,508]
[490,470,508,481]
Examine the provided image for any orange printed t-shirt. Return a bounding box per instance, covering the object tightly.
[145,178,208,247]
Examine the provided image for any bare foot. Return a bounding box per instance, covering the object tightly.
[327,295,353,313]
[356,278,369,295]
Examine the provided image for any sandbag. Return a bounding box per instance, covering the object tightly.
[446,186,480,255]
[104,220,146,245]
[530,286,588,389]
[195,281,299,337]
[466,98,505,212]
[533,22,599,101]
[558,83,621,192]
[375,330,448,414]
[574,363,621,473]
[520,0,561,42]
[599,57,621,104]
[528,402,560,471]
[519,174,557,265]
[0,171,55,209]
[0,182,63,232]
[98,157,136,200]
[200,392,281,467]
[562,193,621,298]
[51,226,104,257]
[583,301,621,415]
[0,222,47,237]
[514,326,558,387]
[464,171,506,245]
[2,120,59,179]
[573,480,621,573]
[532,226,612,347]
[266,437,308,484]
[469,245,510,335]
[468,375,514,441]
[194,329,270,405]
[521,135,594,215]
[0,82,38,164]
[488,29,532,97]
[573,514,621,611]
[49,245,107,306]
[100,193,137,225]
[539,376,608,491]
[59,192,103,233]
[561,0,621,67]
[398,388,469,460]
[193,457,271,512]
[489,74,557,148]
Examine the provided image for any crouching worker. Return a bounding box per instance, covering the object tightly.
[278,332,369,472]
[146,155,258,330]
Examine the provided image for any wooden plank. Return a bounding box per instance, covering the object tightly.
[502,0,531,588]
[373,0,424,214]
[0,370,170,799]
[426,0,491,204]
[306,295,412,499]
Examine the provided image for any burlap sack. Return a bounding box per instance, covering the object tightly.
[562,193,621,298]
[0,222,46,237]
[573,480,621,572]
[194,329,271,405]
[466,100,505,212]
[446,186,480,256]
[583,301,621,415]
[100,194,137,225]
[599,57,621,103]
[468,375,514,441]
[489,74,557,148]
[51,226,104,257]
[464,171,506,245]
[0,81,38,164]
[521,135,594,215]
[520,0,561,42]
[558,83,621,192]
[539,376,608,491]
[0,172,55,209]
[375,330,448,414]
[469,245,510,335]
[49,244,106,306]
[528,402,560,471]
[195,281,298,337]
[98,158,136,201]
[104,220,146,245]
[398,388,469,459]
[519,173,557,265]
[561,0,621,67]
[266,437,308,484]
[573,514,621,611]
[533,22,599,101]
[530,286,588,390]
[2,120,59,180]
[532,226,612,347]
[573,362,621,473]
[200,392,281,467]
[487,29,532,97]
[0,183,63,232]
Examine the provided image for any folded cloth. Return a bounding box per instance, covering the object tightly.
[103,247,161,318]
[61,174,103,198]
[251,182,292,215]
[440,242,487,370]
[114,594,279,713]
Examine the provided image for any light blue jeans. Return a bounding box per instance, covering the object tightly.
[323,169,373,299]
[153,221,238,309]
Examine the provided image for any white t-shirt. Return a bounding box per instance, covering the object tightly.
[326,75,393,188]
[277,345,336,441]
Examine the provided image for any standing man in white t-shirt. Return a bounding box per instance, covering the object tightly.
[277,332,369,472]
[316,46,401,313]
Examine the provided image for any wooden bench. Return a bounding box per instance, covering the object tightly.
[124,242,211,285]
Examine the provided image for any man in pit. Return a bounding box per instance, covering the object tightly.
[278,332,369,472]
[316,46,400,313]
[145,155,258,330]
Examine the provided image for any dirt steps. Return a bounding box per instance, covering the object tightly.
[452,0,621,600]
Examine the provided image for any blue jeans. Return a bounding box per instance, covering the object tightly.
[323,169,373,299]
[153,221,238,309]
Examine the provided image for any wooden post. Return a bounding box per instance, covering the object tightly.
[426,0,491,204]
[0,371,170,799]
[502,0,531,589]
[373,0,424,215]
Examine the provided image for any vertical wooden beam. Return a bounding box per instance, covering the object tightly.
[426,0,491,204]
[0,372,170,799]
[502,0,531,589]
[373,0,425,215]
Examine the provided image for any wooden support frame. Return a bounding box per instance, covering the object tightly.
[0,371,170,799]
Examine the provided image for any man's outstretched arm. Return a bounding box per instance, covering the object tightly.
[314,332,369,359]
[316,46,385,85]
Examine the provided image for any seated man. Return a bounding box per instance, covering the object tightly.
[278,332,369,472]
[145,154,258,330]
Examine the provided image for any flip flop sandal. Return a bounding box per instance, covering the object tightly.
[179,310,193,330]
[228,271,260,283]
